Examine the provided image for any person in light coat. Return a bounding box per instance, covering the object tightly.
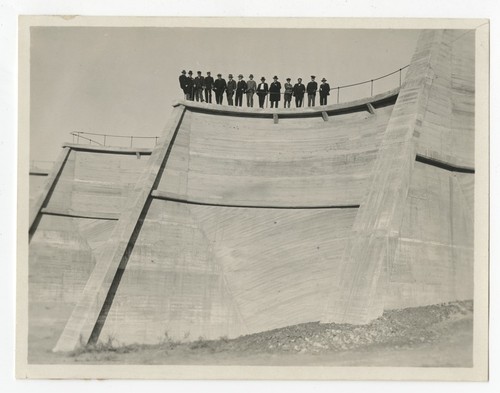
[246,74,257,107]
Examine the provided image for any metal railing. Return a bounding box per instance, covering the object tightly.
[70,131,159,148]
[185,64,410,107]
[333,65,409,104]
[69,65,410,148]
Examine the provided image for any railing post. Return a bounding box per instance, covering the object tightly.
[399,68,402,86]
[370,80,373,96]
[337,87,340,104]
[77,133,80,144]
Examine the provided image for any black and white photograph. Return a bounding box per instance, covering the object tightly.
[13,15,489,382]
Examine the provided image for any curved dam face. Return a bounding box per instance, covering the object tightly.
[96,96,396,344]
[28,29,474,352]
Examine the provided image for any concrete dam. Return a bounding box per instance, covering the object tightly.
[28,29,474,353]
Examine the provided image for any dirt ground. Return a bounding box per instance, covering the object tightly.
[28,300,473,367]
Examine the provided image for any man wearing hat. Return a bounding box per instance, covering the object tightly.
[213,73,227,105]
[246,74,257,107]
[193,71,205,103]
[235,74,247,107]
[179,70,188,99]
[226,74,236,106]
[185,70,195,101]
[256,77,269,108]
[319,78,331,105]
[307,75,318,107]
[292,78,306,108]
[204,71,214,103]
[179,70,192,100]
[269,76,281,108]
[284,78,293,108]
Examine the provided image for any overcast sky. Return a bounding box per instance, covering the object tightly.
[30,27,420,162]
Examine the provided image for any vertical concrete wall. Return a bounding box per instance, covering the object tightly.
[322,29,474,324]
[384,163,474,309]
[385,30,475,309]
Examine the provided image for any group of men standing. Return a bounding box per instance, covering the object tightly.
[179,70,331,108]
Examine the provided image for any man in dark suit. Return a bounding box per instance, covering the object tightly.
[235,74,247,107]
[226,74,236,106]
[213,73,227,105]
[307,75,318,107]
[179,70,188,99]
[292,78,305,108]
[319,77,331,105]
[256,77,269,108]
[185,70,195,101]
[193,71,205,102]
[204,71,214,103]
[269,76,281,108]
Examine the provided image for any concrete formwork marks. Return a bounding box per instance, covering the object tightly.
[52,106,186,352]
[321,30,461,324]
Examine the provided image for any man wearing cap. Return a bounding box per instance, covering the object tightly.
[319,78,331,105]
[185,70,195,101]
[269,76,281,108]
[235,74,247,107]
[226,74,236,106]
[284,78,293,108]
[256,77,269,108]
[307,75,318,107]
[292,78,306,108]
[213,73,227,105]
[246,74,257,107]
[193,71,205,103]
[204,71,214,104]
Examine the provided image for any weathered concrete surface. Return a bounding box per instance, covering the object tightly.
[93,94,398,344]
[321,30,474,324]
[53,106,186,352]
[28,146,153,354]
[98,201,358,343]
[158,103,393,207]
[28,29,474,351]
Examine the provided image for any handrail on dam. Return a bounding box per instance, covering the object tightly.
[333,64,409,103]
[70,131,160,148]
[182,64,410,107]
[68,65,408,149]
